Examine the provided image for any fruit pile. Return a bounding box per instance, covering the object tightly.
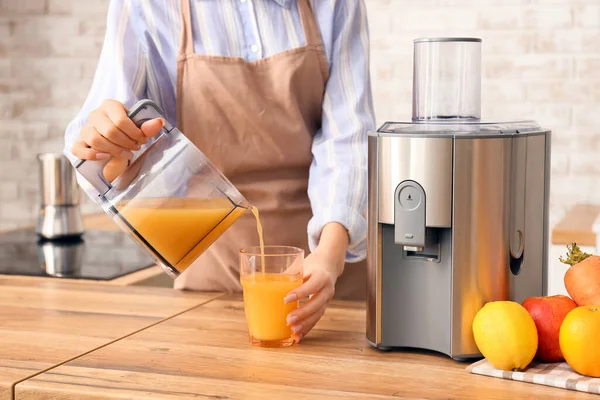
[472,244,600,377]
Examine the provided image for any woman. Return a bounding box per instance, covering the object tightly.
[64,0,374,342]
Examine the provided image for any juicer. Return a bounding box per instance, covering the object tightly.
[366,38,550,359]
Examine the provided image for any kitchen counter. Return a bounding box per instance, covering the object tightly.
[0,278,218,400]
[0,283,594,400]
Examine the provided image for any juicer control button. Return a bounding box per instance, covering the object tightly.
[398,186,421,211]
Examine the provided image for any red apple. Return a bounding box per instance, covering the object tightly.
[522,295,577,363]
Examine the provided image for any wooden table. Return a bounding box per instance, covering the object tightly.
[0,278,219,400]
[9,292,597,399]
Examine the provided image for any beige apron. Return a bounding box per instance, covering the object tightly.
[173,0,366,301]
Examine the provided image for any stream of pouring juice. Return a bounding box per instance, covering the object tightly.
[249,206,265,274]
[116,198,245,273]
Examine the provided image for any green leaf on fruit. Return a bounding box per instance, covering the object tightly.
[559,243,592,266]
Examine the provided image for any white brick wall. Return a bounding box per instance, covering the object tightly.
[0,0,104,227]
[1,0,599,230]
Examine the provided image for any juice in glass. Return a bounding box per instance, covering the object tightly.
[240,246,304,347]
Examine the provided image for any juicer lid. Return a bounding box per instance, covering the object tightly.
[414,37,482,43]
[373,120,550,138]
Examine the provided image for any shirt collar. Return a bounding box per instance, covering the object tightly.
[272,0,293,8]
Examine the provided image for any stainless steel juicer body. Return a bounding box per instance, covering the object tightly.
[366,126,550,359]
[366,38,550,359]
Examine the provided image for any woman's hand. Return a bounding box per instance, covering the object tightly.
[284,223,349,342]
[71,99,164,181]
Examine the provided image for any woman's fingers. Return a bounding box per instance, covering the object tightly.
[89,109,141,151]
[101,99,147,143]
[284,271,321,304]
[286,284,332,326]
[71,139,110,161]
[140,118,165,138]
[291,308,326,340]
[284,268,336,342]
[73,100,166,165]
[80,125,134,159]
[103,157,130,182]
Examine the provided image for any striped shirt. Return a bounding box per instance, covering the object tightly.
[63,0,375,262]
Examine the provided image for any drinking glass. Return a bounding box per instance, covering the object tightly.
[240,246,304,348]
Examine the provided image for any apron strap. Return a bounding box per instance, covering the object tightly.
[179,0,195,55]
[298,0,324,48]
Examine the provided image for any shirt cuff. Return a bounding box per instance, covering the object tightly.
[307,205,367,263]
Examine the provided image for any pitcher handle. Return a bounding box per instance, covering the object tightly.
[74,100,172,196]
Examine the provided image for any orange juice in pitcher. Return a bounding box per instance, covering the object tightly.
[116,198,246,274]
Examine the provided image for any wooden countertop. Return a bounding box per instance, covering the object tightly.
[0,278,220,400]
[552,204,600,247]
[12,293,598,399]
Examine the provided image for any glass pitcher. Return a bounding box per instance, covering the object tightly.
[75,100,248,278]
